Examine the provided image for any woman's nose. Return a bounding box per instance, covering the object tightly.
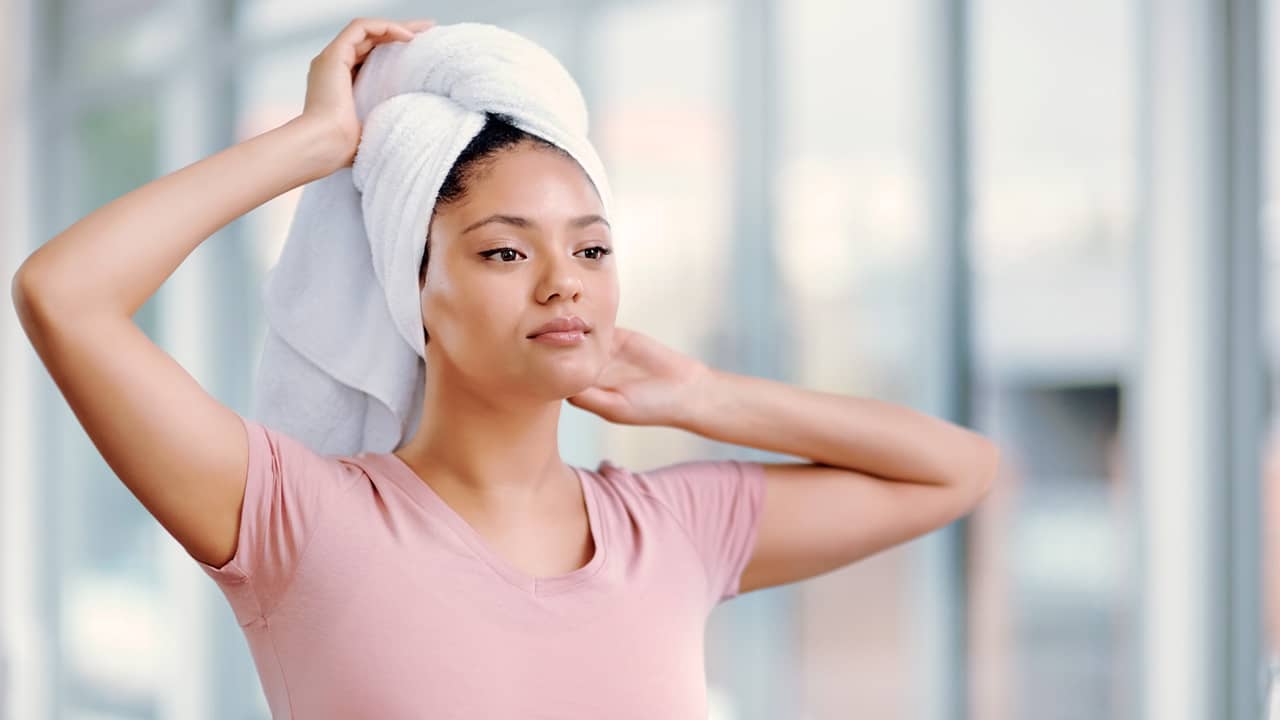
[537,254,584,303]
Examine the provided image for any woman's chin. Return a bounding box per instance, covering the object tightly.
[531,366,600,399]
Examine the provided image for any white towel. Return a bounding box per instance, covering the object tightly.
[252,22,614,456]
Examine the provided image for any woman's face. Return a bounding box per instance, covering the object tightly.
[420,142,619,401]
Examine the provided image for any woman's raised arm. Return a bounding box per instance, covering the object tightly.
[9,17,431,568]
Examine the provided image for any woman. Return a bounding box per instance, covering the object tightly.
[11,17,1000,718]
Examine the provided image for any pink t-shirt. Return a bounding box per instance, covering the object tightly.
[195,415,767,719]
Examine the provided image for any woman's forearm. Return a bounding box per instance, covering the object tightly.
[13,117,338,319]
[679,369,999,489]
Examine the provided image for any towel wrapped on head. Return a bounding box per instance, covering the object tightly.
[253,22,614,456]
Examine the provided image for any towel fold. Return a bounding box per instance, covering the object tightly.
[252,22,614,456]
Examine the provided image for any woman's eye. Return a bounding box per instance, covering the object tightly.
[579,246,614,261]
[479,247,525,263]
[479,246,613,263]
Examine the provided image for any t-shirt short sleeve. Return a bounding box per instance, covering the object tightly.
[631,458,767,607]
[194,414,349,624]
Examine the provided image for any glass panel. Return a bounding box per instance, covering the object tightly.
[775,0,927,717]
[65,1,187,81]
[969,1,1138,718]
[1265,0,1280,713]
[53,97,163,719]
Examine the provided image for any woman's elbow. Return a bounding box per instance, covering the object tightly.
[942,437,1000,512]
[967,439,1001,504]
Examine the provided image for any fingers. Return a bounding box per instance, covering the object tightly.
[350,19,413,49]
[348,17,435,40]
[322,17,435,71]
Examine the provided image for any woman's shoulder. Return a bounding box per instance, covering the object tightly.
[241,417,371,492]
[582,456,763,507]
[588,456,759,482]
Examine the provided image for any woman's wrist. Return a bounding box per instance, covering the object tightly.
[275,115,349,184]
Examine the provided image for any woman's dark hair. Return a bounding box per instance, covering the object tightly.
[418,113,567,285]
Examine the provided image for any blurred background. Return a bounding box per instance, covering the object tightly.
[0,0,1275,718]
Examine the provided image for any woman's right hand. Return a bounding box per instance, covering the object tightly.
[299,17,436,175]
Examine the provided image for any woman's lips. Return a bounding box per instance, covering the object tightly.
[527,315,590,337]
[529,330,588,346]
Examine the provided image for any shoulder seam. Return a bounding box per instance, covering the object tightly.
[622,465,717,603]
[254,448,361,621]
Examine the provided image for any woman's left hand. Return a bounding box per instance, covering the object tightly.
[566,327,713,428]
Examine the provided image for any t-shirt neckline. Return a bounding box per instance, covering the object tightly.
[359,451,608,597]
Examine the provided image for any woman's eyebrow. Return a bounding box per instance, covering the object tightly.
[460,214,611,235]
